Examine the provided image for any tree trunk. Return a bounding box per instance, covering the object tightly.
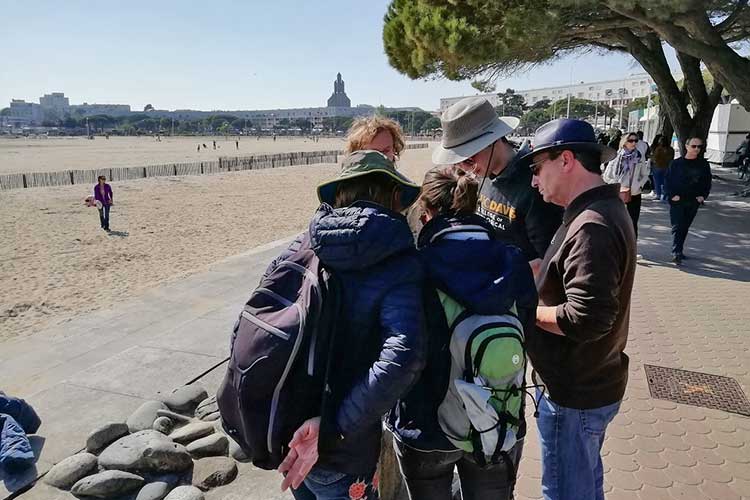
[658,105,674,146]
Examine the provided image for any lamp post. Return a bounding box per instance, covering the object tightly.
[566,65,573,118]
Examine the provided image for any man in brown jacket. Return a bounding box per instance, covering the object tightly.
[519,119,636,500]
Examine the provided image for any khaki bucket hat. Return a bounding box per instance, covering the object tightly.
[317,150,420,209]
[433,97,520,165]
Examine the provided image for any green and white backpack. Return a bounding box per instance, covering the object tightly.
[436,290,526,467]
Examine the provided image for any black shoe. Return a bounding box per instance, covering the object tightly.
[671,254,682,265]
[679,254,688,260]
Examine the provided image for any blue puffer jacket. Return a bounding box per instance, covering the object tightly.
[388,213,537,451]
[264,202,426,475]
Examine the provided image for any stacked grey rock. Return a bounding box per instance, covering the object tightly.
[71,470,144,498]
[44,384,240,499]
[127,401,169,432]
[86,422,130,453]
[44,452,98,489]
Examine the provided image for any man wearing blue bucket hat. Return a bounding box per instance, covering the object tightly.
[434,97,563,275]
[519,119,636,500]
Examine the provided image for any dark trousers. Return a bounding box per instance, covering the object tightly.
[626,194,642,240]
[394,439,522,500]
[670,200,700,256]
[98,205,111,230]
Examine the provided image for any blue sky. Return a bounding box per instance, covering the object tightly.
[1,0,679,112]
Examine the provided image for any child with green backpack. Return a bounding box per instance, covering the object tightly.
[387,166,538,500]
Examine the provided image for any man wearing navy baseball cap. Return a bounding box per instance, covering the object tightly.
[521,119,636,500]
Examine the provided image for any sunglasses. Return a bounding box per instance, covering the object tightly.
[626,139,638,143]
[529,156,553,176]
[688,144,704,149]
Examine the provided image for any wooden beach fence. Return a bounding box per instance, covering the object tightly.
[0,144,428,191]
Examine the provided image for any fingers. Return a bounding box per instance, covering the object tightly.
[278,447,298,475]
[281,453,306,491]
[287,424,308,449]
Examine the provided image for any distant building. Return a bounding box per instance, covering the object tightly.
[7,99,43,126]
[39,92,70,118]
[440,73,665,113]
[327,73,352,108]
[70,103,131,117]
[7,73,424,130]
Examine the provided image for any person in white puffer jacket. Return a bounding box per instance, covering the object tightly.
[603,132,651,239]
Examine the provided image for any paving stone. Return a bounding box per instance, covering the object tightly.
[715,443,750,464]
[666,464,702,486]
[605,486,641,499]
[605,471,641,491]
[636,484,675,500]
[699,480,742,500]
[728,477,750,497]
[632,450,668,470]
[657,434,691,452]
[707,429,745,448]
[652,421,685,437]
[513,475,542,499]
[682,431,719,450]
[679,418,712,434]
[604,452,639,473]
[658,449,697,468]
[630,436,664,453]
[44,452,98,489]
[634,467,673,489]
[603,437,637,456]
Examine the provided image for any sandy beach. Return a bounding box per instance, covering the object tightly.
[0,146,433,342]
[0,135,349,175]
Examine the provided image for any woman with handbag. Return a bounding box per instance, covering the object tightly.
[603,132,650,239]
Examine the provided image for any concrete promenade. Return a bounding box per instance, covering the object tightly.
[2,167,749,500]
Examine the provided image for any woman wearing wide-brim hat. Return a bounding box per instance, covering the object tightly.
[273,150,427,500]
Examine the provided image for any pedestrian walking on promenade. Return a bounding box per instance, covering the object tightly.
[607,130,622,151]
[272,151,427,500]
[433,97,563,276]
[665,137,712,265]
[603,132,650,239]
[522,119,636,500]
[345,116,405,162]
[388,165,537,500]
[93,175,114,231]
[650,136,674,202]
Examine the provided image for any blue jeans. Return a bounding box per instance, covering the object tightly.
[652,169,667,200]
[291,466,377,500]
[536,391,621,500]
[98,204,111,230]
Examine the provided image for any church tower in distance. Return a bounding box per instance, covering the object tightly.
[327,73,351,108]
